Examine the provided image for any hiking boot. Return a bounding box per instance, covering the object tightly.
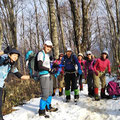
[80,88,83,91]
[94,95,100,101]
[66,95,71,102]
[74,95,79,99]
[59,88,63,96]
[59,91,63,96]
[38,109,49,118]
[101,90,110,99]
[101,94,110,99]
[52,88,56,96]
[46,104,58,112]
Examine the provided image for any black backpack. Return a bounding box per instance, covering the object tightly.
[63,54,76,65]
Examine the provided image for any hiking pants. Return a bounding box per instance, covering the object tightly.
[87,72,94,89]
[53,74,64,89]
[87,72,94,95]
[93,71,106,89]
[79,74,83,87]
[39,76,53,101]
[65,73,78,96]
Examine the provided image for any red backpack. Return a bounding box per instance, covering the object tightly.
[107,81,120,96]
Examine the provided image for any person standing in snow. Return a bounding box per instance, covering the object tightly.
[52,53,65,96]
[0,48,30,120]
[93,50,111,101]
[37,41,58,118]
[84,51,95,97]
[60,48,82,102]
[77,53,85,91]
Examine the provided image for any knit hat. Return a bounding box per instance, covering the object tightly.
[9,49,20,56]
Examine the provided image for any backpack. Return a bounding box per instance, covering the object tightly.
[25,50,45,74]
[0,54,9,66]
[107,81,120,96]
[63,54,76,65]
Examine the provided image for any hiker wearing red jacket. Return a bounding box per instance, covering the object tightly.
[93,50,111,101]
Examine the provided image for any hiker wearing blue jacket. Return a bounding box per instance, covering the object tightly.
[37,41,58,118]
[60,47,82,102]
[0,48,30,120]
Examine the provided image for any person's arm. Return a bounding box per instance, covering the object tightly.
[107,60,111,74]
[37,60,49,71]
[84,62,87,79]
[93,59,99,76]
[37,51,50,71]
[0,51,4,56]
[60,56,64,65]
[74,55,81,71]
[12,67,30,80]
[73,55,82,75]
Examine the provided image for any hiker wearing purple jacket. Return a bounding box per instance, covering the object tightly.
[84,51,95,97]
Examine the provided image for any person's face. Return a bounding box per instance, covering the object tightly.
[78,56,82,60]
[87,54,92,59]
[9,54,19,62]
[44,45,52,53]
[60,56,63,60]
[102,53,107,59]
[66,51,72,58]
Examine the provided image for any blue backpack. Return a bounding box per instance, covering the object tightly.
[25,50,45,74]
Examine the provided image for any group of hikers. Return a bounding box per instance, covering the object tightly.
[0,40,120,119]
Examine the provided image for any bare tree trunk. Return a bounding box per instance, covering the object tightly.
[69,0,81,53]
[97,17,104,52]
[7,0,17,48]
[47,0,59,59]
[55,0,66,53]
[33,0,40,50]
[0,19,2,50]
[105,0,120,64]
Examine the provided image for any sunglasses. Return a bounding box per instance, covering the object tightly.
[87,54,91,55]
[102,53,107,55]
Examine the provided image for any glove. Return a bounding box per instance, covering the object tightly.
[59,64,64,68]
[54,72,60,78]
[109,72,111,75]
[78,69,82,75]
[49,68,55,74]
[109,72,111,77]
[95,71,98,76]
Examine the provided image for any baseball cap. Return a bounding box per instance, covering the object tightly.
[102,50,109,55]
[86,51,92,55]
[66,47,72,52]
[44,40,53,47]
[78,53,83,57]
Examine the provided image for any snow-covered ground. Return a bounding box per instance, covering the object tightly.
[4,76,120,120]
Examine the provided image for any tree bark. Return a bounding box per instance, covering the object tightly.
[33,0,40,50]
[47,0,59,59]
[69,0,81,54]
[0,19,3,50]
[55,0,66,53]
